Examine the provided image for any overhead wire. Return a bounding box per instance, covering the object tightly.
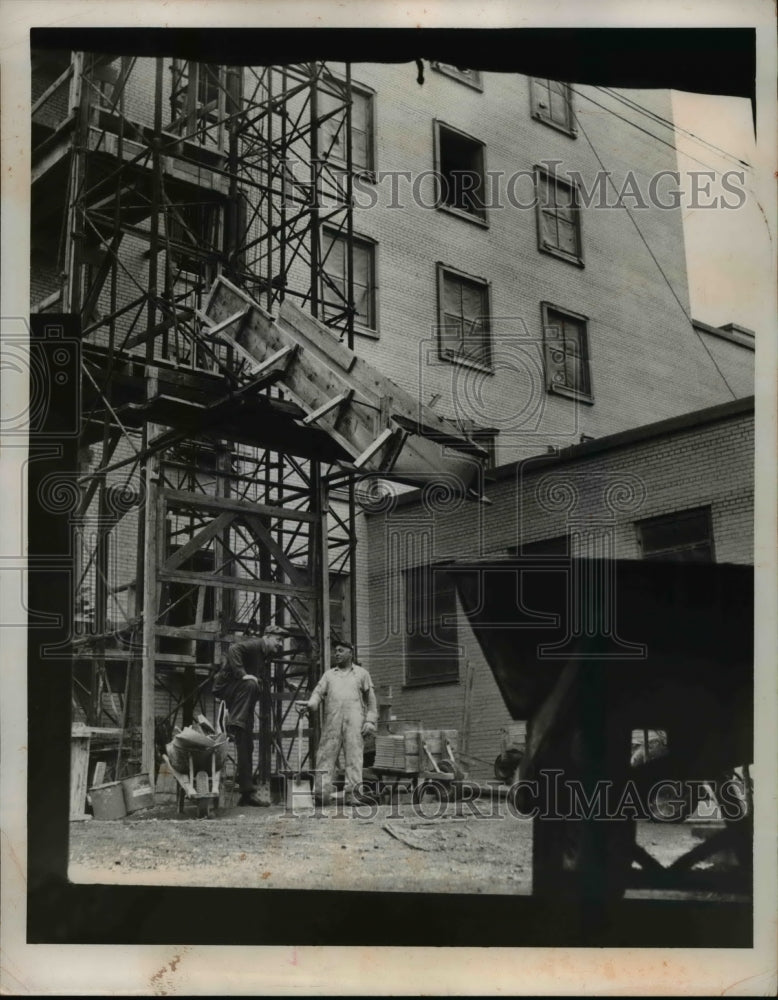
[569,86,749,179]
[568,102,738,401]
[594,86,751,170]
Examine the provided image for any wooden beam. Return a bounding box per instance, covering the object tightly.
[160,488,317,523]
[140,459,159,784]
[157,567,314,598]
[154,624,221,642]
[302,390,353,426]
[353,427,395,468]
[241,512,310,589]
[162,511,235,573]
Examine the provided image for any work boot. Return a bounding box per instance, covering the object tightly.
[238,790,269,807]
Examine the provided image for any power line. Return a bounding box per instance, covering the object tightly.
[595,86,751,169]
[569,105,738,402]
[569,86,743,178]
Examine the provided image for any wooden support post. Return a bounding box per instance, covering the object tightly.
[140,451,160,784]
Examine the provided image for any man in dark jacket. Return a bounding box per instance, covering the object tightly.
[213,624,288,806]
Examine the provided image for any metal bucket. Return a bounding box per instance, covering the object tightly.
[89,781,127,820]
[121,773,154,813]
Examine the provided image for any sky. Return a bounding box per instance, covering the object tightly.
[672,90,770,337]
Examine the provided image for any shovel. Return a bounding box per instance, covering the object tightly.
[285,709,314,813]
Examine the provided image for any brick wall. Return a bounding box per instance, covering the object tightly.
[326,67,754,464]
[360,401,754,780]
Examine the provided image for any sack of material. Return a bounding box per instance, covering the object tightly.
[166,726,227,775]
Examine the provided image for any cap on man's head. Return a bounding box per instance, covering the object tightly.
[264,625,290,638]
[332,637,353,650]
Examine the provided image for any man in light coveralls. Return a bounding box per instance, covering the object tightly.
[298,639,377,805]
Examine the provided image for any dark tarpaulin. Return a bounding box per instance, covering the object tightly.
[30,26,755,101]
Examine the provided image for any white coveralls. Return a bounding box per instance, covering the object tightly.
[307,664,377,802]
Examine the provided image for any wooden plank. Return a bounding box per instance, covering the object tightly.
[70,736,91,819]
[207,283,374,455]
[280,292,479,449]
[162,512,235,573]
[302,391,352,426]
[353,427,396,468]
[158,567,314,598]
[154,624,221,641]
[160,488,317,524]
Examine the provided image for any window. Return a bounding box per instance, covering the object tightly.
[169,60,233,148]
[167,201,222,276]
[321,228,377,333]
[507,535,570,558]
[541,303,593,402]
[530,78,576,135]
[535,168,583,264]
[431,63,483,90]
[405,566,459,685]
[319,82,375,175]
[435,122,487,222]
[637,508,715,562]
[437,265,491,368]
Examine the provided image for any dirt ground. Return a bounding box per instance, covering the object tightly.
[69,791,724,897]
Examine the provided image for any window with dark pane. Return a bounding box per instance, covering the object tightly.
[321,228,376,331]
[536,170,582,263]
[320,83,374,174]
[507,534,570,557]
[405,566,459,685]
[531,78,575,134]
[436,123,487,221]
[439,267,490,367]
[541,303,592,401]
[637,508,715,562]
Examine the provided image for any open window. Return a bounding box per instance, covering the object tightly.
[434,121,487,223]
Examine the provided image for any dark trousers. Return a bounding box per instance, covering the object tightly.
[214,674,259,793]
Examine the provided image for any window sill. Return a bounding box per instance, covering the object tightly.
[531,112,578,139]
[403,676,460,689]
[437,202,489,229]
[438,348,493,374]
[539,243,584,268]
[321,159,377,183]
[547,383,594,405]
[431,65,484,91]
[353,323,379,340]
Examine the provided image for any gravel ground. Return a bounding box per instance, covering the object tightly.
[69,793,724,896]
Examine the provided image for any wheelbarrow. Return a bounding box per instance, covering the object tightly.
[163,726,228,819]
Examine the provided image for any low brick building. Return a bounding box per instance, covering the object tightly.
[359,395,754,780]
